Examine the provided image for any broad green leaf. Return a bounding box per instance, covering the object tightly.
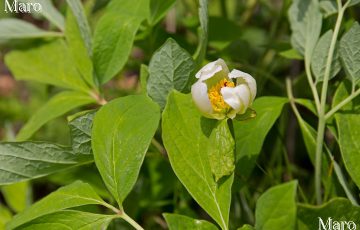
[340,22,360,85]
[279,49,303,60]
[0,204,12,230]
[16,91,96,141]
[148,0,176,25]
[1,181,31,213]
[193,0,208,70]
[163,214,218,230]
[162,92,233,230]
[6,181,108,229]
[297,198,360,229]
[0,19,62,40]
[19,0,65,31]
[288,0,322,59]
[15,210,115,230]
[311,30,341,82]
[334,82,360,188]
[234,97,287,178]
[255,181,297,230]
[65,1,94,88]
[0,142,92,185]
[93,0,148,84]
[320,0,360,17]
[68,111,95,155]
[147,38,194,109]
[208,120,235,182]
[5,39,90,92]
[294,98,317,115]
[92,95,160,206]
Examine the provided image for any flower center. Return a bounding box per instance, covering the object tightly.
[208,78,235,112]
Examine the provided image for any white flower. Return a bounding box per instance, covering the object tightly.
[191,59,256,119]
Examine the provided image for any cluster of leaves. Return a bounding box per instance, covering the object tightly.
[0,0,359,229]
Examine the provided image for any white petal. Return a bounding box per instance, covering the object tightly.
[229,69,257,101]
[221,85,251,114]
[195,58,229,81]
[191,80,213,116]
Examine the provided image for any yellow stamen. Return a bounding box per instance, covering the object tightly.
[208,78,235,112]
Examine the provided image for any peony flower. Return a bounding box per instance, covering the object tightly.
[191,59,256,120]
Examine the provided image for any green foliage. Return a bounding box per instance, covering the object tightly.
[1,182,31,213]
[6,181,107,229]
[162,92,232,230]
[92,95,160,207]
[93,0,149,84]
[68,111,95,155]
[255,181,298,230]
[163,214,218,230]
[297,198,360,229]
[16,91,96,141]
[148,0,176,26]
[147,38,194,109]
[0,142,92,185]
[340,22,360,85]
[234,97,287,178]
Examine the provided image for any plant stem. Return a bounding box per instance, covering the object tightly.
[304,58,320,114]
[151,138,167,157]
[325,87,360,120]
[314,0,347,204]
[121,212,144,230]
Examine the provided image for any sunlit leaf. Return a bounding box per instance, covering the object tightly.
[163,213,218,230]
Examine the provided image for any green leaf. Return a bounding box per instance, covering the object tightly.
[340,22,360,85]
[311,30,341,83]
[334,82,360,188]
[15,210,115,230]
[234,97,287,178]
[0,142,92,185]
[208,120,235,182]
[148,0,175,25]
[297,198,360,229]
[19,0,65,31]
[147,38,194,109]
[162,92,233,230]
[5,39,90,92]
[0,19,62,40]
[288,0,322,59]
[16,91,96,141]
[237,225,255,230]
[68,111,95,155]
[279,49,303,60]
[93,0,148,84]
[65,0,94,88]
[319,0,360,17]
[92,95,160,206]
[6,181,108,229]
[1,181,31,213]
[0,204,12,230]
[163,214,218,230]
[255,181,297,230]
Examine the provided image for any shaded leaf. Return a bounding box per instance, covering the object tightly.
[0,204,12,230]
[234,97,287,178]
[92,95,160,206]
[93,0,148,84]
[68,111,95,155]
[16,91,96,141]
[297,198,360,229]
[147,38,194,109]
[0,142,92,185]
[288,0,322,59]
[148,0,175,25]
[6,181,108,229]
[311,30,341,82]
[162,92,233,230]
[255,181,297,230]
[340,22,360,85]
[279,49,303,60]
[163,213,218,230]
